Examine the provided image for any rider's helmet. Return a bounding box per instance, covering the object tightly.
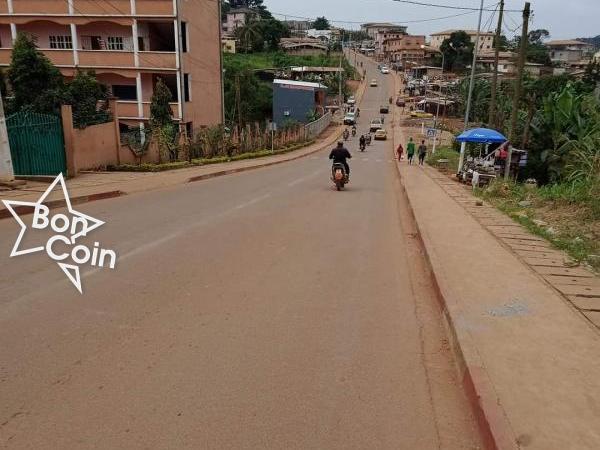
[337,141,344,147]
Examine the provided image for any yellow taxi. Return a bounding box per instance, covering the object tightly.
[374,129,387,140]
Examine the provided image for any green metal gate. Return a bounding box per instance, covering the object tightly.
[7,111,66,176]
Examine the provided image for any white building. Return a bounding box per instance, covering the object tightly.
[222,7,258,35]
[306,28,341,42]
[429,29,495,51]
[546,40,592,64]
[361,23,407,40]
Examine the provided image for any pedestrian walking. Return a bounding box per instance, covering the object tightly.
[418,140,427,165]
[396,143,404,161]
[406,137,416,165]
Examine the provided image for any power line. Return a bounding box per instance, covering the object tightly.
[389,0,521,13]
[270,4,496,26]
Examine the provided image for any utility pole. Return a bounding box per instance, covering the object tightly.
[488,0,505,127]
[338,36,343,108]
[235,74,242,127]
[457,0,485,174]
[0,94,14,181]
[509,2,530,142]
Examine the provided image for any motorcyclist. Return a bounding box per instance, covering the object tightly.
[351,125,357,136]
[366,133,372,145]
[356,107,360,118]
[359,134,366,149]
[343,128,350,141]
[329,141,352,179]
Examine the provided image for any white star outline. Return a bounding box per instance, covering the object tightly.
[1,173,105,293]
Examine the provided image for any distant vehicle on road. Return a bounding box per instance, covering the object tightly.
[380,66,390,74]
[396,98,406,107]
[380,105,389,114]
[343,112,356,125]
[374,129,387,140]
[369,118,383,132]
[410,110,434,118]
[347,96,356,105]
[370,79,378,87]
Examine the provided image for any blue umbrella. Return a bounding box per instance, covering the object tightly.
[456,127,508,144]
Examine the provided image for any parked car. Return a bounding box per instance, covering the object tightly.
[369,118,383,132]
[347,96,356,105]
[381,66,390,74]
[370,79,378,87]
[374,129,387,140]
[396,98,406,107]
[343,112,357,125]
[410,110,434,118]
[380,104,389,114]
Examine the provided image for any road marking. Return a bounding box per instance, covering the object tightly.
[287,169,322,187]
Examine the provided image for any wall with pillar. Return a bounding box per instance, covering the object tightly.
[60,100,160,175]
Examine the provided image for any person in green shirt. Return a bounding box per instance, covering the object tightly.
[406,137,416,165]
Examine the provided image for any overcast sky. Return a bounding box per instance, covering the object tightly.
[262,0,599,40]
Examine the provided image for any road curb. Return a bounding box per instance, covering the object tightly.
[396,177,519,450]
[0,190,124,220]
[390,69,518,448]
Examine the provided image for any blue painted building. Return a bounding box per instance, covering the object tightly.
[272,79,327,126]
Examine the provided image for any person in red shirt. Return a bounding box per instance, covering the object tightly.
[396,143,404,161]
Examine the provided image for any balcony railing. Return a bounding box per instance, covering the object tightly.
[116,101,180,120]
[78,50,135,67]
[42,49,75,66]
[0,48,11,65]
[138,51,177,69]
[3,0,175,17]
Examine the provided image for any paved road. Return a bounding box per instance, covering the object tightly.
[0,55,481,449]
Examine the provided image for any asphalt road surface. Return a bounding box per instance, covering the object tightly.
[0,54,481,449]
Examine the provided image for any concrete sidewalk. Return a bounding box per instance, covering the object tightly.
[387,69,600,449]
[397,159,600,449]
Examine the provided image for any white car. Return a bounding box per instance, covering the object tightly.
[369,118,383,132]
[347,96,356,105]
[381,66,390,74]
[343,112,357,125]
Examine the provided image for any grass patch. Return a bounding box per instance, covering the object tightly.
[476,179,600,271]
[107,141,315,173]
[426,146,460,173]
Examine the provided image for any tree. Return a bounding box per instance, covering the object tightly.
[312,17,330,30]
[8,32,64,114]
[150,78,173,129]
[440,31,474,72]
[259,18,290,51]
[583,60,600,86]
[510,29,551,65]
[221,0,231,21]
[235,19,263,52]
[65,70,109,128]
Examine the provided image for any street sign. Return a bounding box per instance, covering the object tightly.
[426,128,437,138]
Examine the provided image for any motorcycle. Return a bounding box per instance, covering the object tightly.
[343,129,349,141]
[366,134,372,146]
[351,127,357,137]
[331,163,348,191]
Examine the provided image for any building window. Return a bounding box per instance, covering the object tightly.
[184,73,191,102]
[49,35,72,49]
[181,22,188,53]
[107,36,124,51]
